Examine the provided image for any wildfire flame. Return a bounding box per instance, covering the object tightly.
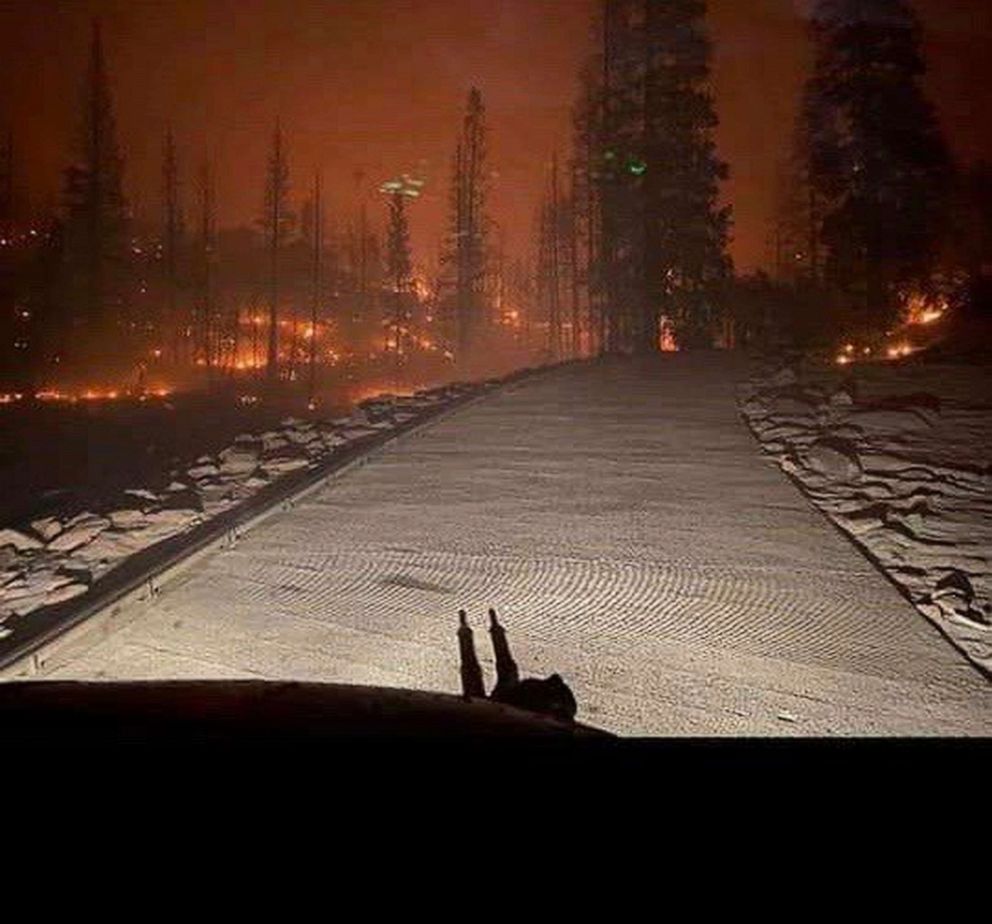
[658,316,678,352]
[904,291,949,327]
[886,342,915,361]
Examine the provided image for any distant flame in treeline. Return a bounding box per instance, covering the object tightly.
[834,290,949,367]
[0,387,173,404]
[5,308,452,406]
[903,291,949,328]
[349,384,423,405]
[659,317,679,352]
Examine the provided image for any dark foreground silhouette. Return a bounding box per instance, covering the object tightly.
[0,609,591,743]
[0,679,606,743]
[458,608,578,724]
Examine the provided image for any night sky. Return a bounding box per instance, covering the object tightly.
[1,0,989,272]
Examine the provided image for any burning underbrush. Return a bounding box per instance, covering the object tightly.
[833,290,954,369]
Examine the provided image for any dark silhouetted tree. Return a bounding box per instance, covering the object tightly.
[307,171,324,405]
[161,127,187,363]
[640,0,731,351]
[60,18,128,368]
[584,0,730,353]
[444,88,488,360]
[262,121,290,380]
[385,190,413,359]
[596,0,643,353]
[536,153,569,360]
[571,61,603,355]
[947,162,992,318]
[0,125,12,223]
[803,0,951,329]
[193,158,216,379]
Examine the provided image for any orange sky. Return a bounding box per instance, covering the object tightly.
[1,0,989,273]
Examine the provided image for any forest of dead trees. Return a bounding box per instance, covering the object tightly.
[2,1,991,397]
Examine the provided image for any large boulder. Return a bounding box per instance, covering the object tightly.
[218,446,260,477]
[30,517,63,542]
[931,571,988,626]
[47,515,110,553]
[767,394,818,420]
[187,461,220,481]
[767,366,798,389]
[801,438,863,483]
[847,406,935,436]
[158,486,204,513]
[0,528,44,553]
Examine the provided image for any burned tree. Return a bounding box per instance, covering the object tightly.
[307,172,324,407]
[571,60,605,356]
[261,121,291,381]
[444,88,489,361]
[385,190,413,361]
[192,159,216,379]
[0,125,12,224]
[537,153,565,360]
[597,0,643,353]
[59,18,129,369]
[161,127,186,364]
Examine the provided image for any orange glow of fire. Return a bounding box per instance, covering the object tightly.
[886,342,915,360]
[31,384,173,403]
[659,318,678,353]
[904,292,949,327]
[351,385,408,404]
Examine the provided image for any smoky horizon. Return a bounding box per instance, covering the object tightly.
[1,0,989,273]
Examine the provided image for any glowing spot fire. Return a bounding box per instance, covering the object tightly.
[886,343,914,360]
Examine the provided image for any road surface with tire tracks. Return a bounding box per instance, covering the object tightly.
[29,353,991,735]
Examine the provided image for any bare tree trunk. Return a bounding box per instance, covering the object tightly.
[195,159,215,387]
[548,152,562,360]
[308,172,322,408]
[162,128,182,366]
